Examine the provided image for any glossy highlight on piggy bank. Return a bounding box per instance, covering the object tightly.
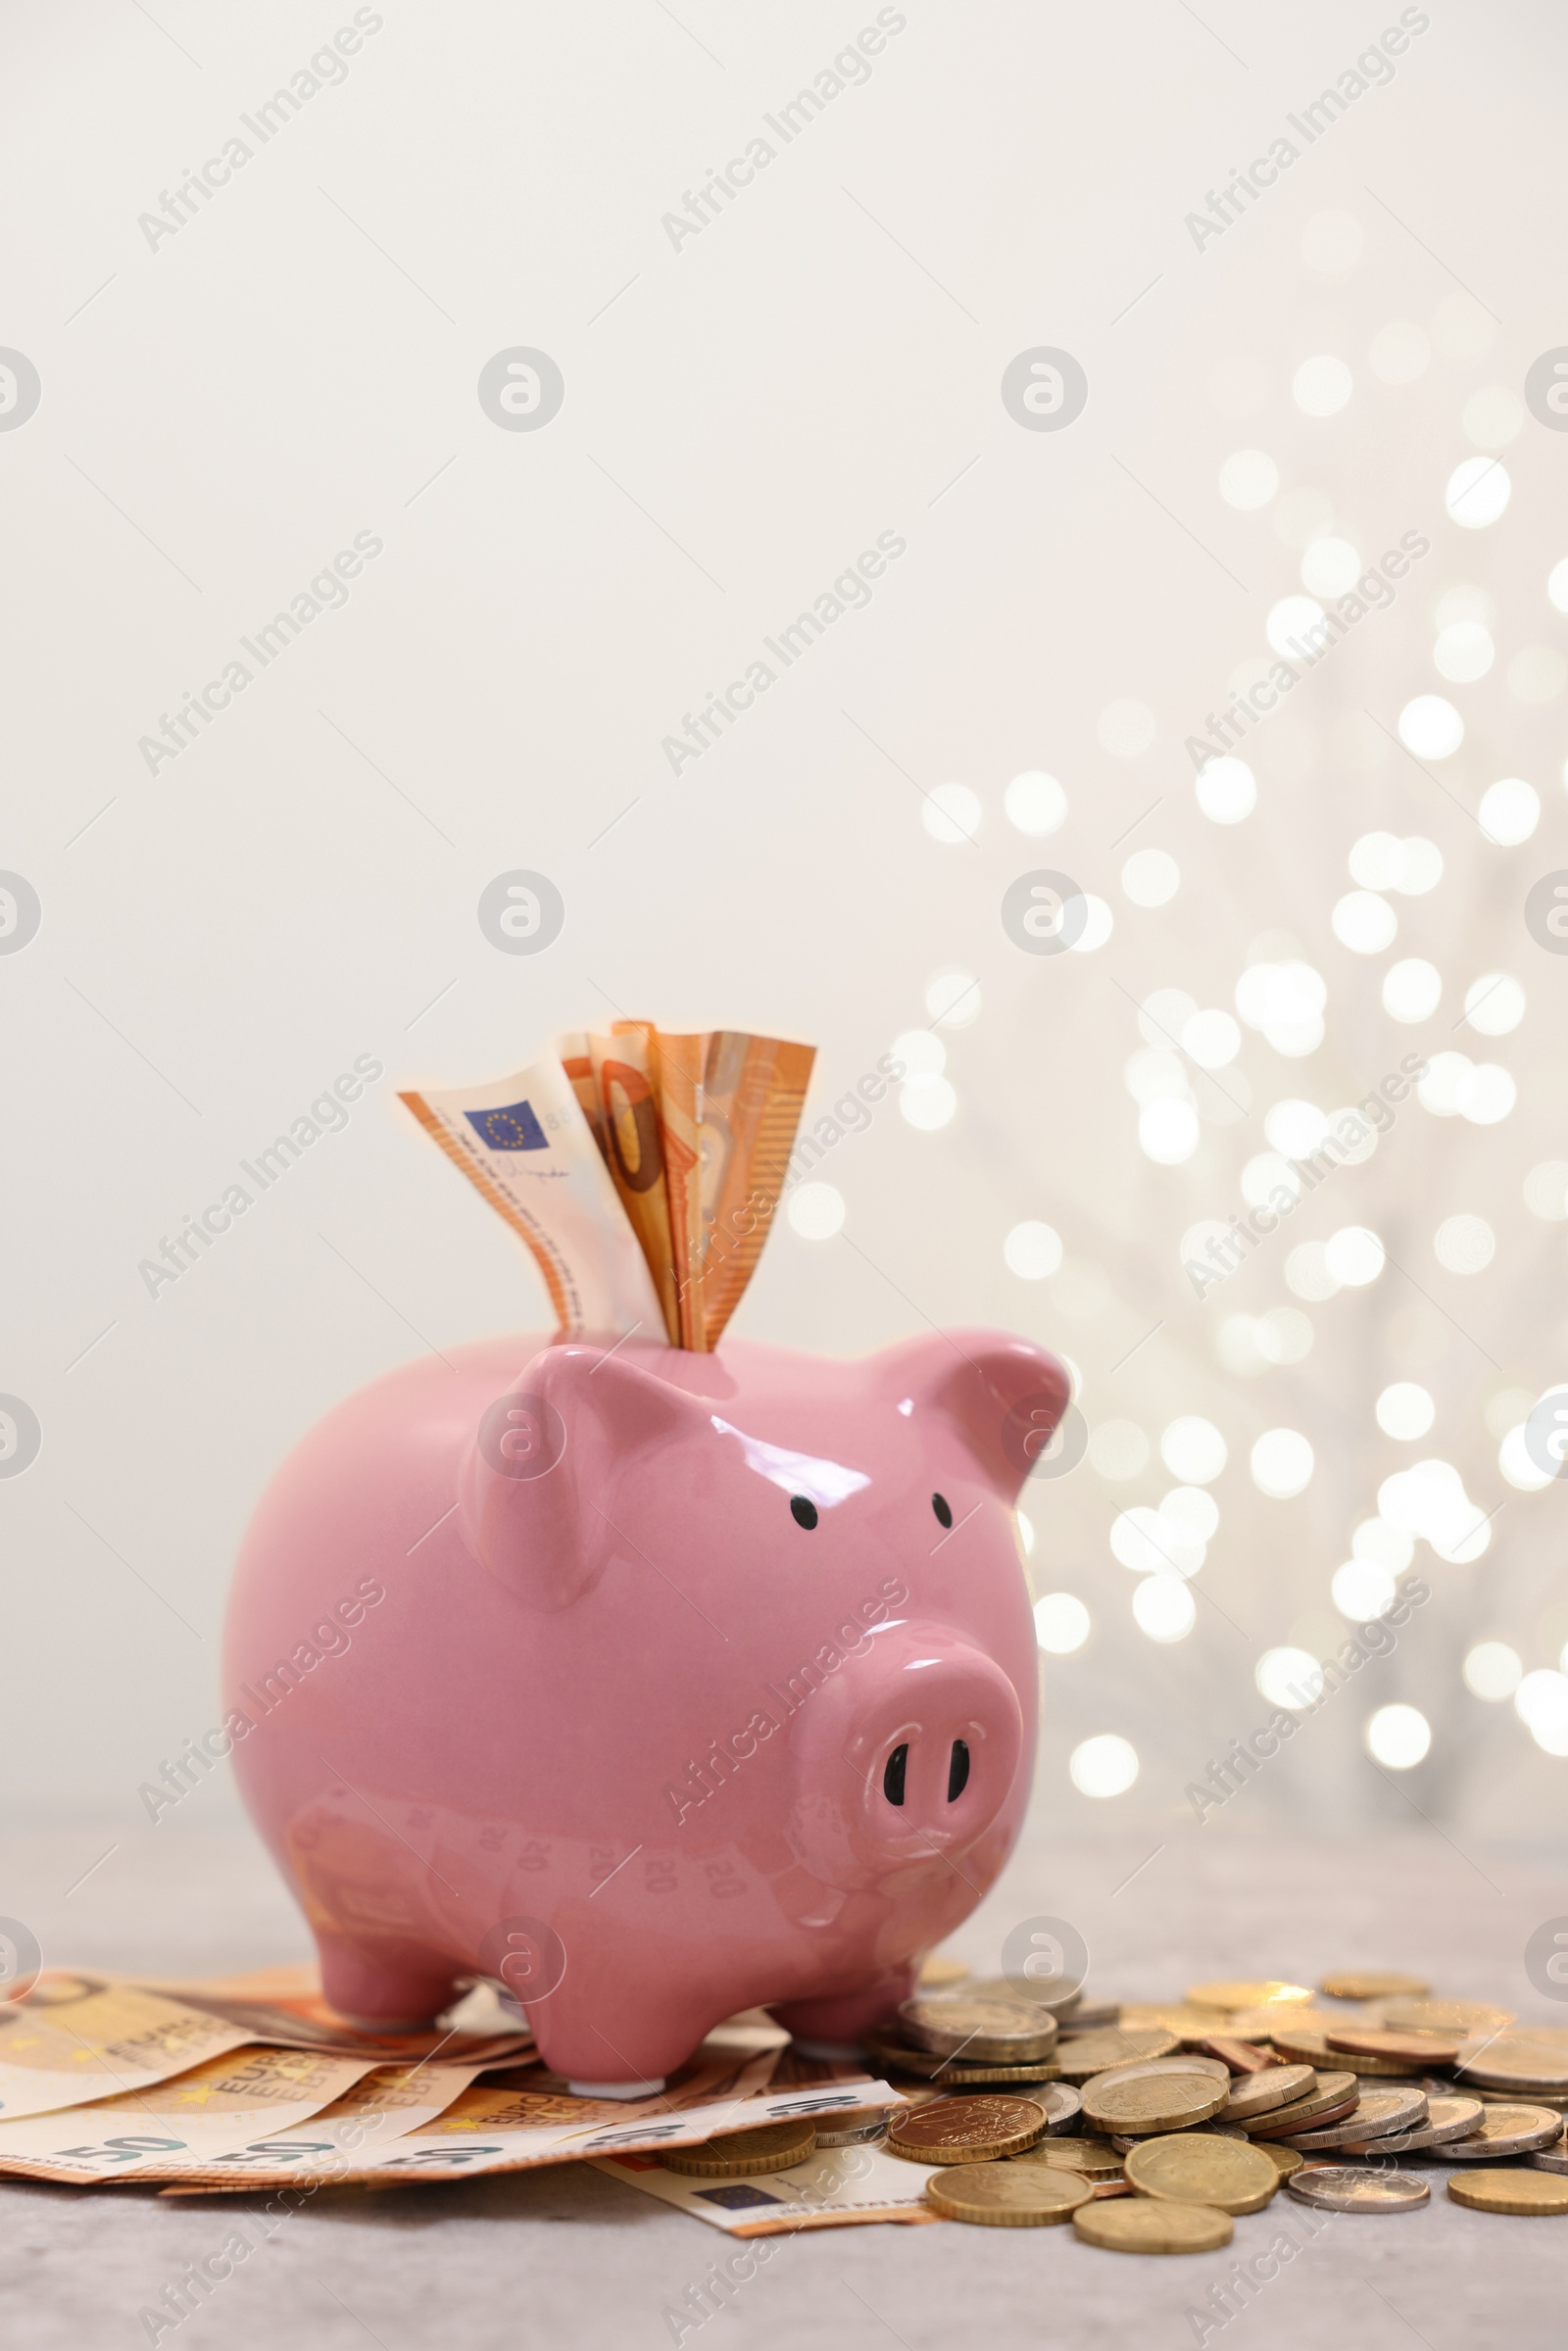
[225,1327,1066,2094]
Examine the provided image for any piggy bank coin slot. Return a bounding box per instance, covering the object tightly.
[884,1743,909,1806]
[948,1739,971,1802]
[790,1495,819,1530]
[932,1493,954,1529]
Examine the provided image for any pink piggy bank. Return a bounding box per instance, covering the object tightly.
[225,1327,1066,2094]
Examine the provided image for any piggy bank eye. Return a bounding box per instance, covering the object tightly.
[931,1493,954,1529]
[790,1495,819,1531]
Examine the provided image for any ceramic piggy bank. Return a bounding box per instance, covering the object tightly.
[226,1327,1067,2094]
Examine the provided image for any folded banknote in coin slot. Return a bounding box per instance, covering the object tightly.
[401,1024,815,1349]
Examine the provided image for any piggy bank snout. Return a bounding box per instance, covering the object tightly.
[787,1625,1023,1867]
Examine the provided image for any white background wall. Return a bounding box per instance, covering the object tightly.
[4,0,1567,1866]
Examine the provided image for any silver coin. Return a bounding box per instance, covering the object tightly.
[1279,2089,1428,2150]
[1056,2003,1122,2032]
[1344,2094,1486,2153]
[1040,2082,1083,2132]
[813,2110,888,2147]
[1287,2165,1429,2213]
[1526,2144,1568,2175]
[1442,2103,1565,2160]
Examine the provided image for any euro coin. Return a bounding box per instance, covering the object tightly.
[1375,1997,1512,2036]
[1116,2004,1231,2041]
[1089,2054,1230,2089]
[1253,2142,1304,2180]
[1326,2028,1461,2065]
[1083,2074,1227,2135]
[885,2093,1048,2165]
[1319,1970,1429,2002]
[917,1953,970,1988]
[1287,2166,1429,2213]
[662,2118,817,2176]
[863,2031,1059,2084]
[1185,1981,1312,2012]
[1073,2195,1233,2253]
[1243,2073,1359,2133]
[968,1973,1084,2020]
[1053,2028,1179,2082]
[1109,2124,1248,2152]
[1268,2023,1411,2075]
[1220,2064,1316,2122]
[1196,2035,1282,2073]
[1455,2036,1568,2095]
[1347,2093,1485,2152]
[1009,2133,1123,2179]
[897,1993,1057,2063]
[1124,2131,1279,2216]
[1276,2088,1427,2149]
[1526,2145,1568,2175]
[1447,2170,1568,2216]
[925,2161,1092,2226]
[812,2106,889,2147]
[1441,2103,1564,2160]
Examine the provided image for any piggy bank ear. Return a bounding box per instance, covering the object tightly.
[873,1328,1071,1503]
[458,1347,703,1610]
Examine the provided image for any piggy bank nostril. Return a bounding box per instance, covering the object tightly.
[882,1743,908,1806]
[947,1739,970,1801]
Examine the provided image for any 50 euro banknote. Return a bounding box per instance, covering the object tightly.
[403,1026,814,1349]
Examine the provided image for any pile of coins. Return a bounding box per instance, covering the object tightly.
[858,1968,1568,2243]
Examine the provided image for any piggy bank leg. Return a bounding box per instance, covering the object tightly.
[316,1930,461,2031]
[526,1984,725,2098]
[769,1961,917,2055]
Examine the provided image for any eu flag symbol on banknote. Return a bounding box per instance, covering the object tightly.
[465,1101,549,1151]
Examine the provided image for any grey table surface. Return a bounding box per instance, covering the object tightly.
[4,1809,1566,2350]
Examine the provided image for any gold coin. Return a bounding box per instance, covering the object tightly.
[1185,1981,1312,2013]
[662,2118,816,2176]
[1223,2004,1350,2043]
[917,1952,970,1988]
[1254,2142,1304,2180]
[1326,2027,1461,2064]
[925,2161,1093,2226]
[967,1973,1085,2019]
[1083,2074,1227,2135]
[1054,2029,1180,2082]
[1219,2064,1316,2122]
[1456,2036,1568,2094]
[1073,2195,1233,2254]
[898,1993,1058,2063]
[1117,2004,1232,2040]
[863,2031,1060,2085]
[1376,1997,1513,2036]
[1267,2024,1411,2076]
[885,2093,1048,2165]
[1124,2131,1279,2216]
[1091,2055,1230,2088]
[1319,1970,1429,2001]
[1010,2134,1124,2180]
[1448,2170,1568,2216]
[1242,2072,1358,2133]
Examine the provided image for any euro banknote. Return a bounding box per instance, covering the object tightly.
[0,2045,374,2182]
[0,1973,256,2122]
[399,1053,664,1339]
